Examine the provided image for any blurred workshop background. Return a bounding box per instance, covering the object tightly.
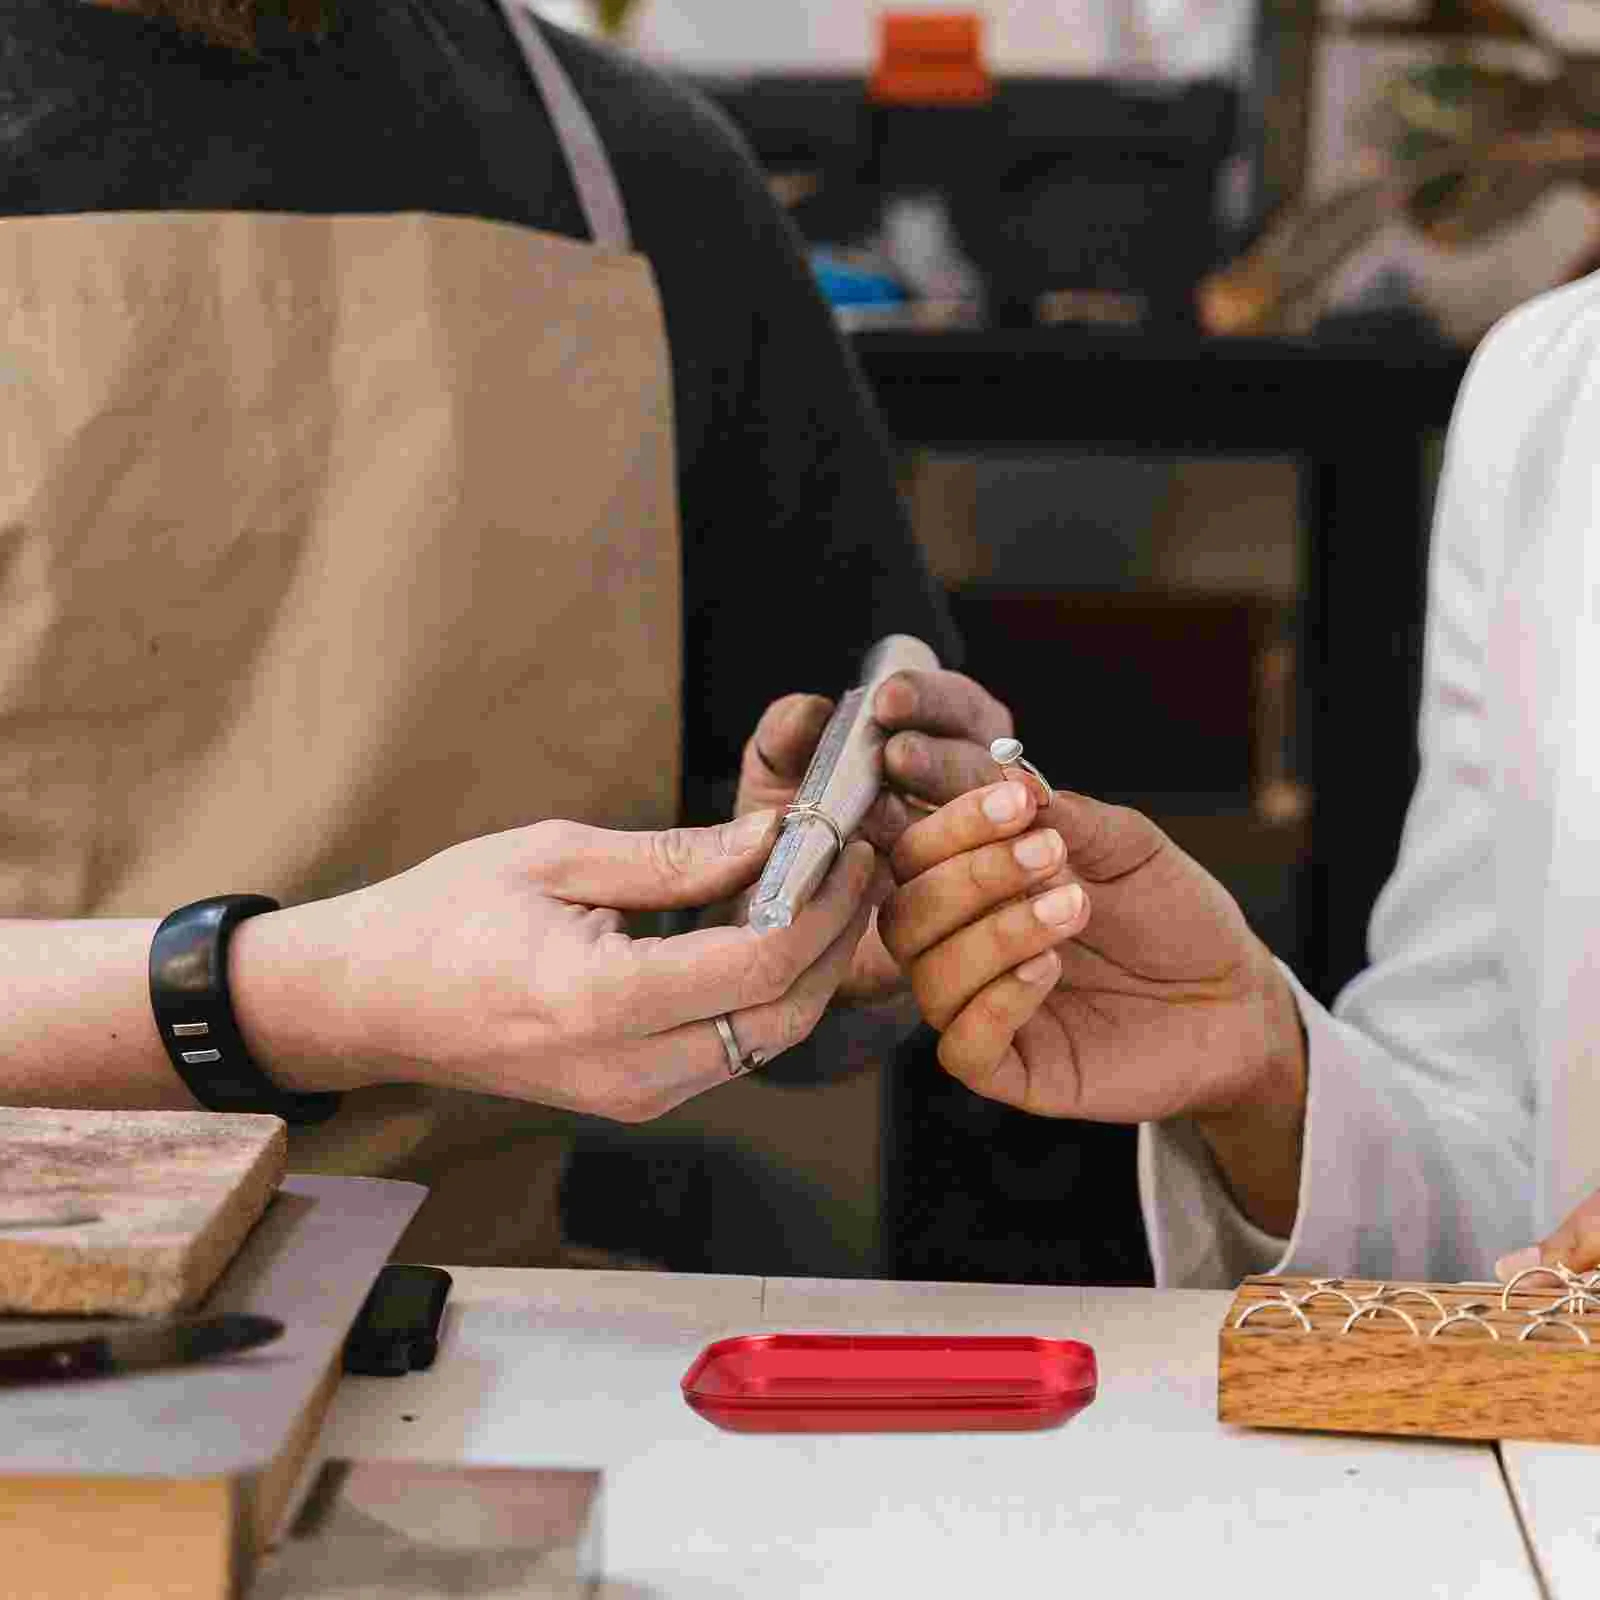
[541,0,1600,1286]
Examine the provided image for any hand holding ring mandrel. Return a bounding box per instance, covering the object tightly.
[990,738,1054,805]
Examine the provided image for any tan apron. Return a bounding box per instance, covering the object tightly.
[0,5,681,1262]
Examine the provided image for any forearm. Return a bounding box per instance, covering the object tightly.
[0,911,366,1109]
[1191,959,1309,1239]
[0,919,193,1107]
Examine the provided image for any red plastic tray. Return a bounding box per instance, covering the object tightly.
[681,1334,1097,1433]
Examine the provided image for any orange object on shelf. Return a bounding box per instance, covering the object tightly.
[868,12,993,106]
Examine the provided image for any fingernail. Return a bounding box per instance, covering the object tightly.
[1012,829,1062,872]
[1494,1246,1541,1283]
[730,809,777,851]
[1016,952,1057,984]
[875,674,913,720]
[982,782,1027,824]
[893,734,927,779]
[1033,883,1085,927]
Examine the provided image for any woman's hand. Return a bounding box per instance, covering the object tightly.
[735,672,1013,1003]
[231,812,878,1123]
[877,779,1309,1234]
[1498,1201,1600,1281]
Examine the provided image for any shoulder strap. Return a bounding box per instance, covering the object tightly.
[493,1,632,253]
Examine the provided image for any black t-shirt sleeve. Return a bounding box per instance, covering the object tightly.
[580,71,962,807]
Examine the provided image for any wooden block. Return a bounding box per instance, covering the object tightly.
[2,1474,241,1600]
[1219,1275,1600,1444]
[0,1175,426,1600]
[0,1107,286,1316]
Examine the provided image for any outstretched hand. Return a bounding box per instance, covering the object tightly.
[874,778,1309,1234]
[234,811,876,1121]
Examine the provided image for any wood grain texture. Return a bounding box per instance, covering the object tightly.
[1220,1275,1600,1444]
[0,1107,286,1315]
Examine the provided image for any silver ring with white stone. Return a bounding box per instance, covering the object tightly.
[989,738,1054,804]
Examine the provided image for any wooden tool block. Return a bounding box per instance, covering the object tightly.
[0,1107,286,1315]
[1219,1274,1600,1445]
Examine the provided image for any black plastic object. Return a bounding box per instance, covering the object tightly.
[342,1265,453,1376]
[149,894,341,1125]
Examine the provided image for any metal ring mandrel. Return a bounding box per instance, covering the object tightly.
[747,633,942,934]
[989,738,1054,805]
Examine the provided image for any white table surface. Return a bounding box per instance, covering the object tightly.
[319,1270,1546,1600]
[1501,1442,1600,1600]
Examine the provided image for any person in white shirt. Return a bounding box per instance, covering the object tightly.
[877,274,1600,1288]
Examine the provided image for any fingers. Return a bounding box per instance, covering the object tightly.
[935,950,1062,1102]
[591,840,879,1038]
[742,693,834,786]
[717,873,875,1066]
[884,730,1005,811]
[908,878,1090,1032]
[1498,1195,1600,1279]
[591,856,878,1121]
[526,811,781,910]
[879,823,1067,967]
[890,780,1040,884]
[873,669,1012,745]
[891,780,1168,889]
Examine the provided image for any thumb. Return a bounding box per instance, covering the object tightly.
[1040,789,1169,886]
[529,810,782,910]
[1498,1194,1600,1281]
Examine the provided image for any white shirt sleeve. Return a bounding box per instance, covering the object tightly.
[1139,308,1543,1288]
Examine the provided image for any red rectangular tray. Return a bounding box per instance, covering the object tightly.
[681,1334,1097,1433]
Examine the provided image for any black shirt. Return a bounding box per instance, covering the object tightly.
[0,0,958,813]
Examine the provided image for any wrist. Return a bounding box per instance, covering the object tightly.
[228,902,376,1097]
[1190,951,1308,1238]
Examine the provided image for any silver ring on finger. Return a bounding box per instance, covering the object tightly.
[989,738,1054,805]
[714,1012,768,1079]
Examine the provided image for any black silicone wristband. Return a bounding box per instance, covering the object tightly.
[148,895,342,1126]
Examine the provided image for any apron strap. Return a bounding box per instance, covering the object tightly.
[495,0,633,254]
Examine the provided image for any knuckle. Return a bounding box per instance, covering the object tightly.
[888,830,923,886]
[648,826,700,882]
[524,817,584,875]
[963,842,1014,898]
[969,978,1018,1033]
[910,962,958,1034]
[749,935,807,1004]
[598,1081,672,1125]
[559,984,607,1043]
[993,901,1037,958]
[935,1027,982,1088]
[875,893,907,960]
[772,992,820,1051]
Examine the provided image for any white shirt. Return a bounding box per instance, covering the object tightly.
[1141,270,1600,1285]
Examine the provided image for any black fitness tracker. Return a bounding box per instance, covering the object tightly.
[148,894,342,1125]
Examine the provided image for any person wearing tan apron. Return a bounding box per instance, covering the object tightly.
[0,1,679,1262]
